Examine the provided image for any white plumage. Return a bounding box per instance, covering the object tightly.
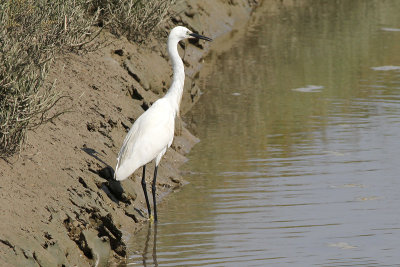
[114,98,175,181]
[113,26,212,221]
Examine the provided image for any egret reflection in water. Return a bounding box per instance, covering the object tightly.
[130,222,158,266]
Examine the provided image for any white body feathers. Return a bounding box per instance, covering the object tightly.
[114,99,176,181]
[114,26,188,181]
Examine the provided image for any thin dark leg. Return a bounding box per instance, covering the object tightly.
[152,165,158,222]
[141,165,152,219]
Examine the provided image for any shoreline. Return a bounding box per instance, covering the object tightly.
[0,1,257,266]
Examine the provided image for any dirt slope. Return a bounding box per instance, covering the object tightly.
[0,1,255,266]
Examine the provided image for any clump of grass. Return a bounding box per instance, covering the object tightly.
[1,0,175,157]
[88,0,176,42]
[0,0,99,156]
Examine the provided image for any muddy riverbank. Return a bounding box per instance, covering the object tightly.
[0,0,256,266]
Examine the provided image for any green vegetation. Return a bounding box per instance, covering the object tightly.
[0,0,174,157]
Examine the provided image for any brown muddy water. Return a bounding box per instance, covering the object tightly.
[127,1,400,266]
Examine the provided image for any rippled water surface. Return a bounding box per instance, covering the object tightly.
[128,1,400,266]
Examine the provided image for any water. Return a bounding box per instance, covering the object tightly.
[127,1,400,266]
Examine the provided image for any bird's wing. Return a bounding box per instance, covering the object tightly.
[115,99,175,179]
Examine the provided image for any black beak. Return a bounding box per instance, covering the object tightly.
[189,32,212,42]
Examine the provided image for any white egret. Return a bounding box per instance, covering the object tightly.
[114,26,212,222]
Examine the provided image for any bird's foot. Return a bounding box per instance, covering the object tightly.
[149,215,154,222]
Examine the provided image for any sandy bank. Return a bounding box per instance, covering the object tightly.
[0,0,255,266]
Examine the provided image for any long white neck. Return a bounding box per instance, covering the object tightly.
[164,37,185,117]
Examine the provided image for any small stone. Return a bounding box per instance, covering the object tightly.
[185,10,196,18]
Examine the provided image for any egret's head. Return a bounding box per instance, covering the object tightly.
[169,26,212,42]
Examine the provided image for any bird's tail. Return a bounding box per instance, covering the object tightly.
[114,159,138,181]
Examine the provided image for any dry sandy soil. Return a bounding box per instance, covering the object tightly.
[0,0,255,266]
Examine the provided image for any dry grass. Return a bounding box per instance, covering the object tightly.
[88,0,176,42]
[0,0,174,157]
[0,0,99,156]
